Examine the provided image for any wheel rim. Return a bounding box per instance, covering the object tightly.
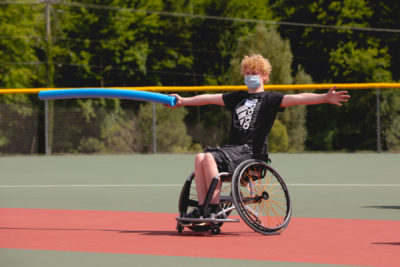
[235,162,291,232]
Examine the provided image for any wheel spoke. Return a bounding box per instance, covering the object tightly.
[261,203,272,227]
[269,186,283,195]
[239,186,252,197]
[265,201,277,226]
[268,202,284,225]
[268,199,287,213]
[258,204,263,225]
[267,181,279,194]
[246,171,262,195]
[269,199,287,206]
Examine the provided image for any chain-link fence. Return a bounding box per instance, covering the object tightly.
[1,88,400,155]
[0,101,201,155]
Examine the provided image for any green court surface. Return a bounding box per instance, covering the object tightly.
[0,249,355,267]
[1,153,399,266]
[1,153,399,219]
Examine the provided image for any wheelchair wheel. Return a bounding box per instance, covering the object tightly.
[178,172,233,232]
[231,159,292,235]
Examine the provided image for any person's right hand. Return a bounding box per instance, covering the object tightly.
[165,93,183,108]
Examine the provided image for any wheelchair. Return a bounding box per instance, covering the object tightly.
[176,158,292,235]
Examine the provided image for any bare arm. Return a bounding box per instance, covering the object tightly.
[280,86,350,108]
[170,93,224,107]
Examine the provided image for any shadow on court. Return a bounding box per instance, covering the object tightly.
[362,206,400,210]
[0,227,240,237]
[372,242,400,246]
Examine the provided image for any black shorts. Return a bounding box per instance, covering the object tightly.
[205,144,253,173]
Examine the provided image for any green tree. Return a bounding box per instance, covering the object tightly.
[100,110,138,152]
[0,3,42,89]
[76,109,137,153]
[316,35,392,151]
[274,0,396,151]
[365,1,400,81]
[45,1,157,152]
[137,103,192,153]
[188,0,274,86]
[381,89,400,151]
[269,119,288,152]
[272,0,375,82]
[0,3,43,153]
[52,0,196,87]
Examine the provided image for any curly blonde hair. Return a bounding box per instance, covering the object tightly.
[241,54,272,83]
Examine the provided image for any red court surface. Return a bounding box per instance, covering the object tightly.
[1,208,399,266]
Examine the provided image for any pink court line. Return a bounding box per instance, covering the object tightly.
[0,208,399,266]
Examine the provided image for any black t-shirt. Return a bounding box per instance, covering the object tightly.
[222,91,285,156]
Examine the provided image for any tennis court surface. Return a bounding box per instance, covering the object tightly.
[1,154,399,266]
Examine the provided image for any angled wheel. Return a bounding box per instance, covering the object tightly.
[231,159,292,235]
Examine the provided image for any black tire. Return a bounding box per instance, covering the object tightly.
[211,225,220,235]
[231,159,292,235]
[178,172,233,232]
[177,222,183,233]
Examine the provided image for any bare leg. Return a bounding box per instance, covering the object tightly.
[194,153,207,205]
[203,153,221,205]
[194,152,221,206]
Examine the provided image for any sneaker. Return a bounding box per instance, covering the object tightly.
[210,204,221,214]
[203,204,221,219]
[186,207,201,218]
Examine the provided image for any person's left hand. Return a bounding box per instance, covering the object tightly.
[326,86,350,106]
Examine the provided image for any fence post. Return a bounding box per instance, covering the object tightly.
[45,100,49,155]
[44,0,52,155]
[153,103,156,153]
[377,88,381,153]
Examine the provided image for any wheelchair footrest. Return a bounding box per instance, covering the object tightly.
[176,217,239,223]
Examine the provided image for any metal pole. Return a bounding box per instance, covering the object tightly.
[377,88,381,153]
[153,103,156,153]
[45,100,49,155]
[45,0,51,155]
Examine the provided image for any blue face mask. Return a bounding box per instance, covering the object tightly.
[244,75,261,90]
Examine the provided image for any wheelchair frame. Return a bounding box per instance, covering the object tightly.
[176,159,292,235]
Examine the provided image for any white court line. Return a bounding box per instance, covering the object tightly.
[0,184,182,188]
[0,183,400,188]
[288,184,400,187]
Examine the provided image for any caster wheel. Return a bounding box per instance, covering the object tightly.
[177,222,183,233]
[211,225,220,235]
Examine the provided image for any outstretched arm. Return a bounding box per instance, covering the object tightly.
[280,86,350,108]
[169,93,224,108]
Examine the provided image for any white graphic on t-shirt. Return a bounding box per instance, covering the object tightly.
[236,99,258,130]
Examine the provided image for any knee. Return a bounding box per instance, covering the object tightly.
[204,152,215,163]
[195,153,205,163]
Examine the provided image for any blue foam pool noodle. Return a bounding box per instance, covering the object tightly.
[39,88,177,107]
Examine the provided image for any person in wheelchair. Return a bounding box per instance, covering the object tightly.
[169,53,350,219]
